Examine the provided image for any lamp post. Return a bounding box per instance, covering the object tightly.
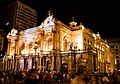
[68,42,76,73]
[34,42,38,69]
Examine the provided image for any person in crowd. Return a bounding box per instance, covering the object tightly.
[0,70,5,84]
[44,71,52,84]
[111,69,119,84]
[70,73,77,84]
[90,72,97,84]
[102,73,110,84]
[83,71,90,84]
[52,71,57,82]
[70,72,86,84]
[117,71,120,84]
[15,70,24,83]
[39,71,44,84]
[23,69,39,84]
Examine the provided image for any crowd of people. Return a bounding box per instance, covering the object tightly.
[0,69,120,84]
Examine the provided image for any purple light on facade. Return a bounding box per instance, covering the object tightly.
[20,56,24,70]
[28,56,32,70]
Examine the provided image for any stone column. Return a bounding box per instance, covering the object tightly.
[39,50,42,71]
[14,33,19,70]
[16,33,20,56]
[7,39,11,56]
[6,39,11,71]
[51,49,55,71]
[56,26,61,73]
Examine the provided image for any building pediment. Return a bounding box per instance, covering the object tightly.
[40,15,55,28]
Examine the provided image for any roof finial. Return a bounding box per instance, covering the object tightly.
[48,9,51,16]
[69,17,77,27]
[97,32,100,36]
[72,17,74,22]
[48,8,52,16]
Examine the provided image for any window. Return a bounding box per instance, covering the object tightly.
[84,46,86,50]
[88,40,89,43]
[90,41,92,44]
[29,42,32,49]
[110,46,114,48]
[74,46,77,50]
[117,60,119,64]
[116,45,119,48]
[84,38,86,41]
[116,56,119,59]
[116,52,119,55]
[115,49,119,52]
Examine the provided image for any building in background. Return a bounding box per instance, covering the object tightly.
[6,12,114,74]
[0,29,4,51]
[0,1,37,55]
[108,38,120,70]
[0,29,5,70]
[0,1,37,32]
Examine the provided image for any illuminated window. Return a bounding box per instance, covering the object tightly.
[90,41,92,44]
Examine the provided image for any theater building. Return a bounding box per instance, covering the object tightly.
[6,12,114,73]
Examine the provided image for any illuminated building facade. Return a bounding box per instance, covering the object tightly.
[1,1,37,32]
[6,12,114,73]
[108,38,120,70]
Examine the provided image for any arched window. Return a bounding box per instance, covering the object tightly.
[47,38,52,50]
[63,39,67,51]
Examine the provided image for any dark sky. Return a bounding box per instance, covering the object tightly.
[0,0,120,39]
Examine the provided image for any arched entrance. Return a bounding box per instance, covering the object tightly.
[77,57,86,74]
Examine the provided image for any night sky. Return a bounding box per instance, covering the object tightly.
[0,0,120,39]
